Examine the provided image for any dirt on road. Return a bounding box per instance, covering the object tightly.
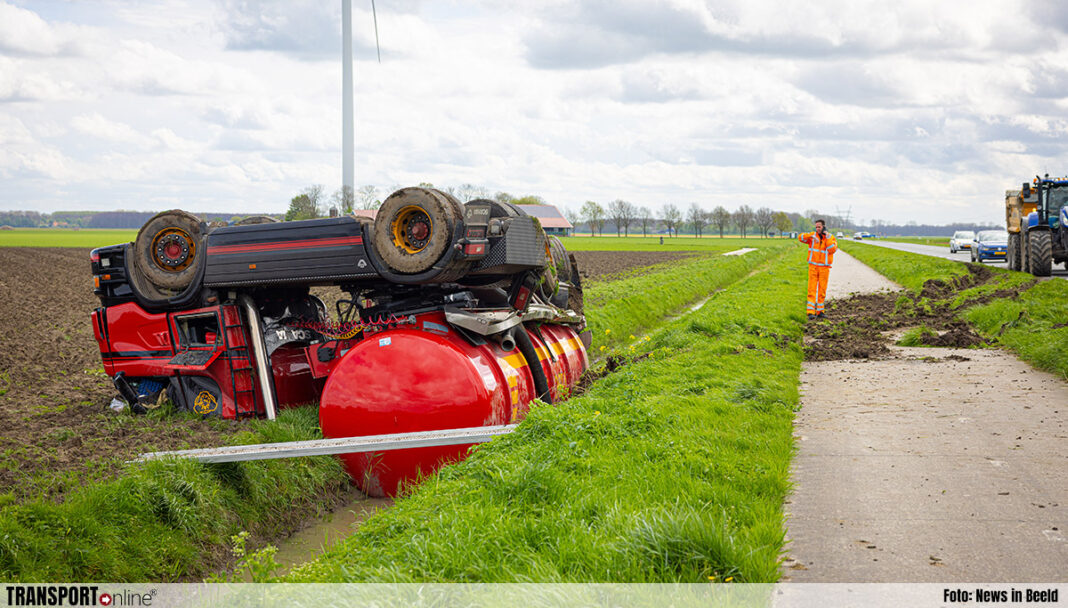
[785,250,1068,582]
[804,264,1033,362]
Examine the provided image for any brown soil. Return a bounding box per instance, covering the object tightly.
[0,248,241,501]
[804,264,1026,362]
[570,251,704,281]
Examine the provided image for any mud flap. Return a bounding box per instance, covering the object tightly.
[168,376,224,418]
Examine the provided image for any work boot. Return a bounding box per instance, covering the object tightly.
[817,312,825,320]
[807,314,815,321]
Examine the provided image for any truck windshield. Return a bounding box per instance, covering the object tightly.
[1048,186,1068,225]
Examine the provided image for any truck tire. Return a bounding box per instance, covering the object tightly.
[372,187,460,274]
[132,210,205,291]
[1028,230,1053,277]
[234,215,279,225]
[1007,233,1020,271]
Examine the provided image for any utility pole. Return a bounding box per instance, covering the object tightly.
[342,0,354,192]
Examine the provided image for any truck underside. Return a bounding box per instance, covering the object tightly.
[89,187,590,496]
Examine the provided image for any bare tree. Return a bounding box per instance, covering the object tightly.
[356,185,379,210]
[711,206,731,237]
[687,203,707,237]
[456,183,489,202]
[332,185,355,214]
[581,200,605,236]
[734,204,755,238]
[755,206,775,238]
[637,206,653,237]
[562,206,581,233]
[662,204,682,237]
[609,199,636,236]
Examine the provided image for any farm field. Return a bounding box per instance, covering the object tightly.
[0,228,137,248]
[563,235,794,252]
[0,239,798,581]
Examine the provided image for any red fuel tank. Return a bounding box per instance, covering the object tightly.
[318,311,586,497]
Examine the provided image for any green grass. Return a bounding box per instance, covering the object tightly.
[283,251,805,583]
[880,236,950,248]
[839,240,966,291]
[584,246,787,351]
[563,235,794,252]
[0,228,136,248]
[896,326,938,347]
[962,279,1068,379]
[842,241,1067,379]
[0,407,351,581]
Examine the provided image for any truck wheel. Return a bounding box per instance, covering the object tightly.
[1007,233,1019,271]
[234,215,279,225]
[132,210,205,291]
[372,187,460,274]
[1028,230,1053,277]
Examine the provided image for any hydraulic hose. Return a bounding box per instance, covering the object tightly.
[514,323,552,404]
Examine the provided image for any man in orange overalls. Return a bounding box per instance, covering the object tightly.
[798,219,836,320]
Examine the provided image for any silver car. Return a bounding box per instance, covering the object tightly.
[950,230,975,253]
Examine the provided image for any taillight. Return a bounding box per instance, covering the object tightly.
[90,249,100,263]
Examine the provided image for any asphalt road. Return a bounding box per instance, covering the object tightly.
[784,251,1068,582]
[855,238,1068,279]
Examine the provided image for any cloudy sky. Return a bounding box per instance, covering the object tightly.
[2,0,1068,224]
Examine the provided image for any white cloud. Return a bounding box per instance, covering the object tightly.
[1,0,1067,224]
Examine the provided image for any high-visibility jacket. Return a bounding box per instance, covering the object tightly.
[799,231,837,266]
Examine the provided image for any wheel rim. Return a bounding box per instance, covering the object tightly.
[389,205,433,254]
[151,227,196,272]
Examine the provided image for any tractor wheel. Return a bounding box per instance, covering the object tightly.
[1007,233,1019,271]
[235,215,279,225]
[131,210,205,291]
[1028,230,1053,277]
[371,187,460,274]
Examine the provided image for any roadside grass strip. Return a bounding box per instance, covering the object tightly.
[841,241,1067,378]
[879,236,950,248]
[962,279,1068,379]
[0,407,352,581]
[285,251,805,583]
[585,244,787,351]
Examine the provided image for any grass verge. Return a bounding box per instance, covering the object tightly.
[840,241,1067,378]
[0,406,351,582]
[283,250,805,582]
[584,245,787,351]
[880,236,950,248]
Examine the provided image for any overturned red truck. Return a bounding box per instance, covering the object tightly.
[89,187,589,496]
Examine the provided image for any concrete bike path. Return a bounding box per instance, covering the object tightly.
[782,250,1068,581]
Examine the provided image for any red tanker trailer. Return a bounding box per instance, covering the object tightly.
[89,187,589,496]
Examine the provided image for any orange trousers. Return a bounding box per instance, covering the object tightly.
[807,264,829,315]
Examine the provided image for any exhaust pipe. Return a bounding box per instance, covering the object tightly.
[493,327,517,352]
[239,294,278,421]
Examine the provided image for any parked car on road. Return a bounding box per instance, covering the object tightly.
[950,230,975,253]
[971,230,1009,263]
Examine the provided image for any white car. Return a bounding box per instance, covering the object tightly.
[835,231,844,237]
[950,230,975,253]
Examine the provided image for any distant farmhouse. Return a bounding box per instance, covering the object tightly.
[351,204,574,237]
[516,204,573,236]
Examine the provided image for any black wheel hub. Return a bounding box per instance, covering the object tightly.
[155,233,191,268]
